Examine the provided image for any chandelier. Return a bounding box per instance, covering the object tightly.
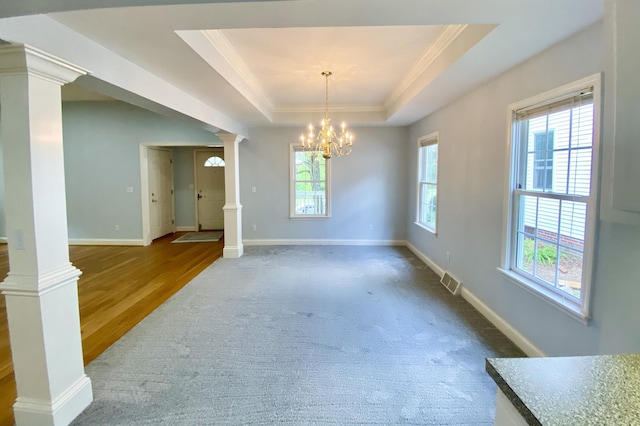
[300,71,354,159]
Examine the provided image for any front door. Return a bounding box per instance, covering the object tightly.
[149,147,174,240]
[195,150,225,230]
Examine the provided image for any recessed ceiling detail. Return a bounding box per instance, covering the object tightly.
[178,24,495,124]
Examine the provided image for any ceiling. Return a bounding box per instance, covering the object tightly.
[5,0,603,131]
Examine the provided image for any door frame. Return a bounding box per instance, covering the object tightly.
[140,142,218,246]
[147,146,175,240]
[193,148,225,231]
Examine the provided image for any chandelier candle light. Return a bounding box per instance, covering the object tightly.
[300,71,354,159]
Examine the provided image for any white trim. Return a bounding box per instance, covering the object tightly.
[223,245,243,258]
[289,144,331,218]
[0,44,88,85]
[176,30,274,121]
[501,73,602,321]
[385,25,467,111]
[244,239,407,247]
[405,242,445,277]
[274,103,384,114]
[497,267,589,324]
[175,226,197,232]
[140,144,152,246]
[13,375,92,426]
[406,242,545,358]
[413,221,438,236]
[416,131,439,233]
[1,265,81,295]
[461,287,545,357]
[68,239,144,246]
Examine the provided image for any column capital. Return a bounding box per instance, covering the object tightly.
[0,44,88,85]
[216,132,246,145]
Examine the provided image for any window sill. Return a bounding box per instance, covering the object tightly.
[289,215,331,220]
[414,222,437,236]
[497,267,589,325]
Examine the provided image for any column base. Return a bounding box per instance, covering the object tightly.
[223,245,244,259]
[14,375,93,426]
[223,203,243,259]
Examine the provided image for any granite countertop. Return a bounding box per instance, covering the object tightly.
[486,353,640,426]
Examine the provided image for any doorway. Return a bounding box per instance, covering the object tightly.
[194,149,225,231]
[148,147,175,240]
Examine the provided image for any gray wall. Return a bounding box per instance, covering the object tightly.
[241,126,409,242]
[62,101,218,240]
[407,21,640,356]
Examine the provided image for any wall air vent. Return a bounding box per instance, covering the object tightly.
[440,272,462,295]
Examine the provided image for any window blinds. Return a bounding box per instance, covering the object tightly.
[515,87,594,121]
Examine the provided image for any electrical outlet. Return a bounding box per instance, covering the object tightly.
[126,186,133,193]
[252,224,257,231]
[115,225,120,231]
[446,251,451,261]
[252,186,256,193]
[368,224,374,231]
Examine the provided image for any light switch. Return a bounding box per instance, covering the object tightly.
[126,186,134,193]
[188,184,194,190]
[14,229,25,250]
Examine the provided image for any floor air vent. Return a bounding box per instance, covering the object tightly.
[440,272,461,295]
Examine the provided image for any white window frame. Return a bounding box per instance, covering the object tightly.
[499,74,601,323]
[289,144,331,219]
[415,132,439,234]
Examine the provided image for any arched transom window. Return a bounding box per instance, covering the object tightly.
[204,156,225,167]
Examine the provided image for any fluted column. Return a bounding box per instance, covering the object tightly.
[0,44,92,425]
[218,133,245,258]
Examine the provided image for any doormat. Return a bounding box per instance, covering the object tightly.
[171,231,223,243]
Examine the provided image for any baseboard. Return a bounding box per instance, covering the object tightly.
[405,241,545,358]
[223,245,243,258]
[14,375,92,426]
[405,242,445,277]
[176,226,197,232]
[243,239,407,246]
[68,239,144,246]
[461,287,545,357]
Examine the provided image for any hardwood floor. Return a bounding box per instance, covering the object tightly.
[0,233,223,426]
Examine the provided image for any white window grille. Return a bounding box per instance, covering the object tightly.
[416,132,439,233]
[290,146,330,218]
[500,74,601,321]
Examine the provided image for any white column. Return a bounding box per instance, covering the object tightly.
[219,133,245,258]
[0,45,92,425]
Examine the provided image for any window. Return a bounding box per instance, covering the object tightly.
[290,145,330,218]
[416,132,439,233]
[501,74,601,321]
[204,156,225,167]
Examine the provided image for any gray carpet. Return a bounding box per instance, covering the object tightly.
[172,231,223,243]
[72,245,524,425]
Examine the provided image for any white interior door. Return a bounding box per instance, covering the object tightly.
[195,150,225,231]
[149,147,174,240]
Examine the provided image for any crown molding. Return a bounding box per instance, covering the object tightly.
[385,24,466,111]
[0,44,88,85]
[176,29,274,121]
[274,103,385,114]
